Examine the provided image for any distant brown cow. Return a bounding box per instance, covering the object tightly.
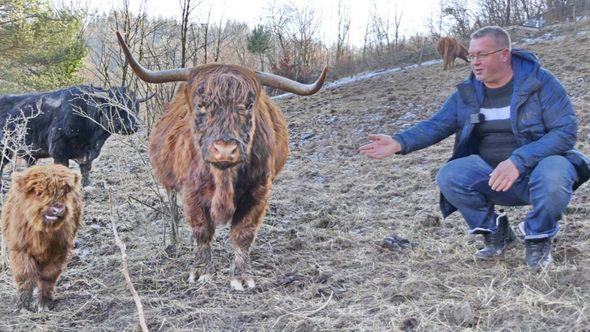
[2,165,82,311]
[116,32,327,291]
[437,37,469,70]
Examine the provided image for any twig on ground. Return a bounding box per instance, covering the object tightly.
[276,291,333,320]
[109,189,149,332]
[128,194,167,216]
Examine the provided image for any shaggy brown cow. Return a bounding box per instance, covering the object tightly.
[437,37,469,70]
[2,164,82,311]
[116,32,327,290]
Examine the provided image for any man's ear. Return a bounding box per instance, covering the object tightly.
[503,49,511,62]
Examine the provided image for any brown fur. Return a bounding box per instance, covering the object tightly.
[437,37,469,70]
[148,64,288,288]
[1,164,82,310]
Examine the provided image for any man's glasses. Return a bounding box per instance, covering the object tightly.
[466,48,506,62]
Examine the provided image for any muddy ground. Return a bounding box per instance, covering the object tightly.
[1,23,589,331]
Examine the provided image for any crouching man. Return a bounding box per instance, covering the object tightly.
[360,26,590,270]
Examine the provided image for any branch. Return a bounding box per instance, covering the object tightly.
[108,189,149,332]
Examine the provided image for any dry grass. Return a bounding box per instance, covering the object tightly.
[0,25,589,331]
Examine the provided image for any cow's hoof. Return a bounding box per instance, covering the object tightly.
[230,277,255,291]
[82,186,97,194]
[37,303,50,312]
[15,307,29,314]
[188,271,212,284]
[38,298,55,312]
[14,303,34,313]
[230,278,244,291]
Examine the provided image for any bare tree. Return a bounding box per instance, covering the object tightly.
[335,0,351,68]
[179,0,196,67]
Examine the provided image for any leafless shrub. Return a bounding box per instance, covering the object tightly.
[0,107,40,270]
[71,91,183,246]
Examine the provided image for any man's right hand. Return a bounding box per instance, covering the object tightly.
[359,134,402,159]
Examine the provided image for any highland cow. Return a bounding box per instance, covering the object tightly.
[0,85,153,186]
[437,37,470,70]
[116,31,327,290]
[2,164,82,311]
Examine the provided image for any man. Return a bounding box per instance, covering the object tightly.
[359,26,590,270]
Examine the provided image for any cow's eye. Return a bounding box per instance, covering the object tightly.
[195,112,207,126]
[238,103,252,115]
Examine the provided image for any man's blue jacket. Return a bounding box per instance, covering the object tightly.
[393,49,590,217]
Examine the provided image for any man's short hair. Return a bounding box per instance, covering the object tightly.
[470,26,512,51]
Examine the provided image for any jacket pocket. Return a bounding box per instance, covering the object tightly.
[517,95,545,140]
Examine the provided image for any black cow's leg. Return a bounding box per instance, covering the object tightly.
[24,155,36,167]
[183,189,215,284]
[52,157,69,167]
[0,151,13,181]
[79,162,92,187]
[229,183,270,291]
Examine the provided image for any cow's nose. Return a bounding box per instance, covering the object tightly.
[51,204,66,216]
[210,140,240,163]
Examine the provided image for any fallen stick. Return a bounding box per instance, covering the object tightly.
[109,190,149,332]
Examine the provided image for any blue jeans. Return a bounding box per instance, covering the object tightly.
[436,155,578,239]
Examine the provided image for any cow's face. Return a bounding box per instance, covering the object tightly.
[13,165,80,232]
[104,87,140,135]
[191,73,258,170]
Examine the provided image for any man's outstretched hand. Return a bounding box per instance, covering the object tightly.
[359,134,402,159]
[489,159,520,192]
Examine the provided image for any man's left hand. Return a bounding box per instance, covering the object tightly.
[489,159,520,192]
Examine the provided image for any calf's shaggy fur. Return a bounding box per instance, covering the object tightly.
[2,164,82,311]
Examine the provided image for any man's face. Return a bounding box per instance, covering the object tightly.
[469,36,511,87]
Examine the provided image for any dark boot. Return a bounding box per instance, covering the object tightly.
[525,238,553,270]
[474,214,517,260]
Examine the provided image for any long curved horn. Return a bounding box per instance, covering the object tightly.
[116,31,190,83]
[255,66,328,96]
[136,92,156,103]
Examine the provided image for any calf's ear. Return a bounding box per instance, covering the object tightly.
[11,171,25,189]
[71,171,81,187]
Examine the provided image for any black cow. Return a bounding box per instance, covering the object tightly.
[0,85,151,186]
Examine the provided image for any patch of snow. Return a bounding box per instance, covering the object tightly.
[272,59,442,100]
[520,33,566,45]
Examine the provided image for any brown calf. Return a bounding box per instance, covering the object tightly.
[2,164,82,311]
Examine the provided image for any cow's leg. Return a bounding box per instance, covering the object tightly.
[79,161,92,187]
[183,191,216,284]
[37,261,65,311]
[37,261,64,311]
[229,184,270,291]
[53,157,69,167]
[0,151,13,181]
[24,155,36,167]
[11,251,38,311]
